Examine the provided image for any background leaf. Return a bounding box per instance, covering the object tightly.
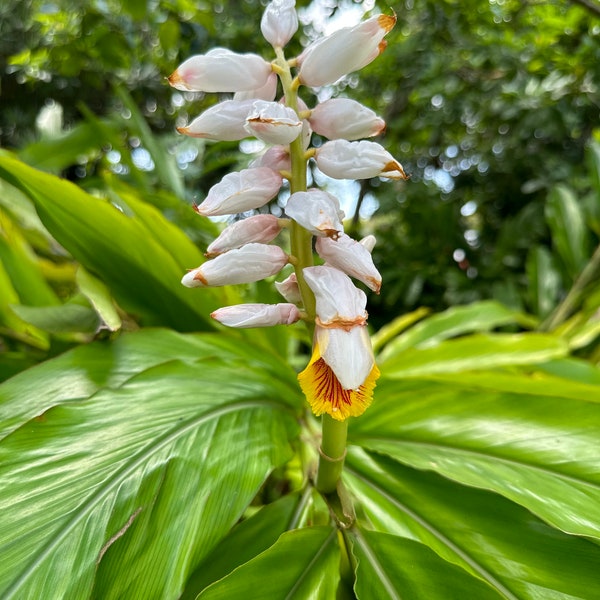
[196,527,340,600]
[0,329,300,600]
[350,374,600,539]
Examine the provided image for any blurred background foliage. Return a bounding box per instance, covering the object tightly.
[0,0,599,375]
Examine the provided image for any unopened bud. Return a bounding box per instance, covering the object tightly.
[168,49,272,93]
[310,98,385,140]
[196,168,282,217]
[205,214,283,257]
[298,14,396,87]
[182,243,289,287]
[316,233,382,293]
[285,189,344,238]
[177,99,254,141]
[211,302,301,328]
[315,140,408,181]
[244,101,303,145]
[261,0,298,49]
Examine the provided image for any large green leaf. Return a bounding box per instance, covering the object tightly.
[196,526,340,600]
[350,529,503,600]
[378,301,537,360]
[181,494,303,599]
[381,332,568,377]
[0,329,300,599]
[0,152,227,331]
[350,375,600,539]
[346,450,600,599]
[0,328,300,441]
[545,184,590,278]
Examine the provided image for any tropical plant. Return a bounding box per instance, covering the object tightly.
[1,1,600,599]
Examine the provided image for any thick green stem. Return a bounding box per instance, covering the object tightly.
[315,416,348,493]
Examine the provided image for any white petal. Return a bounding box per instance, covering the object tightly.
[303,265,367,324]
[275,272,303,304]
[196,168,282,217]
[244,101,302,145]
[233,72,278,102]
[285,189,344,238]
[316,233,382,293]
[316,325,374,390]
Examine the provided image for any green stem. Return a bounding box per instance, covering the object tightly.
[315,415,348,494]
[274,49,346,496]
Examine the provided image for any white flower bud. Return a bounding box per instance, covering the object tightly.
[182,243,288,287]
[168,48,272,93]
[309,98,385,140]
[303,265,367,326]
[244,101,303,145]
[275,272,302,304]
[315,140,408,181]
[234,72,278,102]
[249,145,291,172]
[205,214,283,257]
[298,14,396,87]
[316,233,382,293]
[285,189,344,239]
[196,168,283,217]
[211,303,301,328]
[177,99,254,141]
[261,0,298,49]
[359,234,377,252]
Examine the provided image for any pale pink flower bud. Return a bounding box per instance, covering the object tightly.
[315,325,375,390]
[177,99,254,141]
[205,214,283,257]
[261,0,298,49]
[359,234,377,252]
[168,49,272,93]
[211,302,300,328]
[298,14,396,87]
[196,168,283,217]
[315,140,408,181]
[303,265,367,326]
[275,273,302,304]
[233,72,278,102]
[250,145,292,172]
[309,98,385,140]
[182,243,288,287]
[316,233,382,293]
[285,189,345,239]
[244,101,303,145]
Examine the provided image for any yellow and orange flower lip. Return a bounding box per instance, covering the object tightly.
[298,346,380,422]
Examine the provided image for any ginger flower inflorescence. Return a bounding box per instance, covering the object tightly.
[171,1,407,423]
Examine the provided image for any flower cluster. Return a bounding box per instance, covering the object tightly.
[171,0,406,421]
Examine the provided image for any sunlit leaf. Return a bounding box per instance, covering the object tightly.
[346,449,600,599]
[381,332,568,377]
[0,330,300,600]
[350,375,600,539]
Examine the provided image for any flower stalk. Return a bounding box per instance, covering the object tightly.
[170,1,405,501]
